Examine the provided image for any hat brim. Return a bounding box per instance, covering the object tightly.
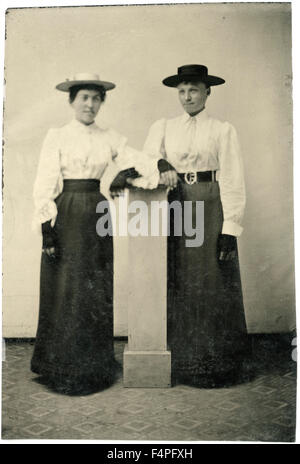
[56,80,116,92]
[162,74,225,87]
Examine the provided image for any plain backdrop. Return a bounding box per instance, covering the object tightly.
[2,3,295,336]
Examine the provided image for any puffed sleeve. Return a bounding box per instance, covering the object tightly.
[218,122,246,237]
[108,128,160,189]
[143,118,167,160]
[32,128,61,232]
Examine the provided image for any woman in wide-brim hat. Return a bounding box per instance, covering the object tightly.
[31,73,158,394]
[144,64,252,388]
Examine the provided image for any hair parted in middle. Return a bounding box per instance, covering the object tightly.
[69,84,107,103]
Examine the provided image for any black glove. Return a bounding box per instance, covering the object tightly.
[42,220,58,260]
[157,159,178,189]
[218,234,237,261]
[157,159,176,173]
[109,167,141,198]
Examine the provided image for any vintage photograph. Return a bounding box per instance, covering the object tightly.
[1,2,296,442]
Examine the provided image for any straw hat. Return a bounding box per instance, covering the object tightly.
[56,73,115,92]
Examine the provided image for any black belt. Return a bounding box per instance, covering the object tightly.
[178,171,216,184]
[63,179,100,192]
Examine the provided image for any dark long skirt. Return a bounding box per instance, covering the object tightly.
[31,179,116,393]
[168,180,252,387]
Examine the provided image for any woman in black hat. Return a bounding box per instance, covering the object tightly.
[31,73,159,394]
[144,65,252,387]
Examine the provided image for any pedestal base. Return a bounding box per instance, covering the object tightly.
[123,345,171,388]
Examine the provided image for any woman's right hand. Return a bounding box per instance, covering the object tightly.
[157,158,178,189]
[42,221,58,260]
[159,170,178,189]
[43,246,56,259]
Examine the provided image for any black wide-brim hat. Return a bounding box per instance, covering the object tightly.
[162,64,225,87]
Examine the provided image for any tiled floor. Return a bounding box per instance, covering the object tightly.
[1,335,297,441]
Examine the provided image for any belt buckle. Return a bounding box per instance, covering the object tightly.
[184,171,197,185]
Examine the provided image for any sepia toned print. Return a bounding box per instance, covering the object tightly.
[2,3,296,442]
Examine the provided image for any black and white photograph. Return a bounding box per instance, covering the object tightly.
[1,0,297,444]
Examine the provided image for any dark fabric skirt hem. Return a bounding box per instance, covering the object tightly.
[172,361,254,388]
[31,358,120,394]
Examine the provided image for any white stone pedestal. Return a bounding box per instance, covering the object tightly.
[123,187,171,388]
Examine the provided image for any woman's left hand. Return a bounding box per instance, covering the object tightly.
[218,234,237,261]
[110,168,141,198]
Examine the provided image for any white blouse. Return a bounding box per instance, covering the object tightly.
[143,109,246,237]
[33,119,159,230]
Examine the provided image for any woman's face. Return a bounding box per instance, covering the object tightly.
[177,81,209,116]
[71,89,102,125]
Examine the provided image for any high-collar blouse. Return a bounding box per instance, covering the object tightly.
[33,119,159,230]
[143,109,246,236]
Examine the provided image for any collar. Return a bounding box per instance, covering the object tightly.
[182,108,208,124]
[69,119,98,133]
